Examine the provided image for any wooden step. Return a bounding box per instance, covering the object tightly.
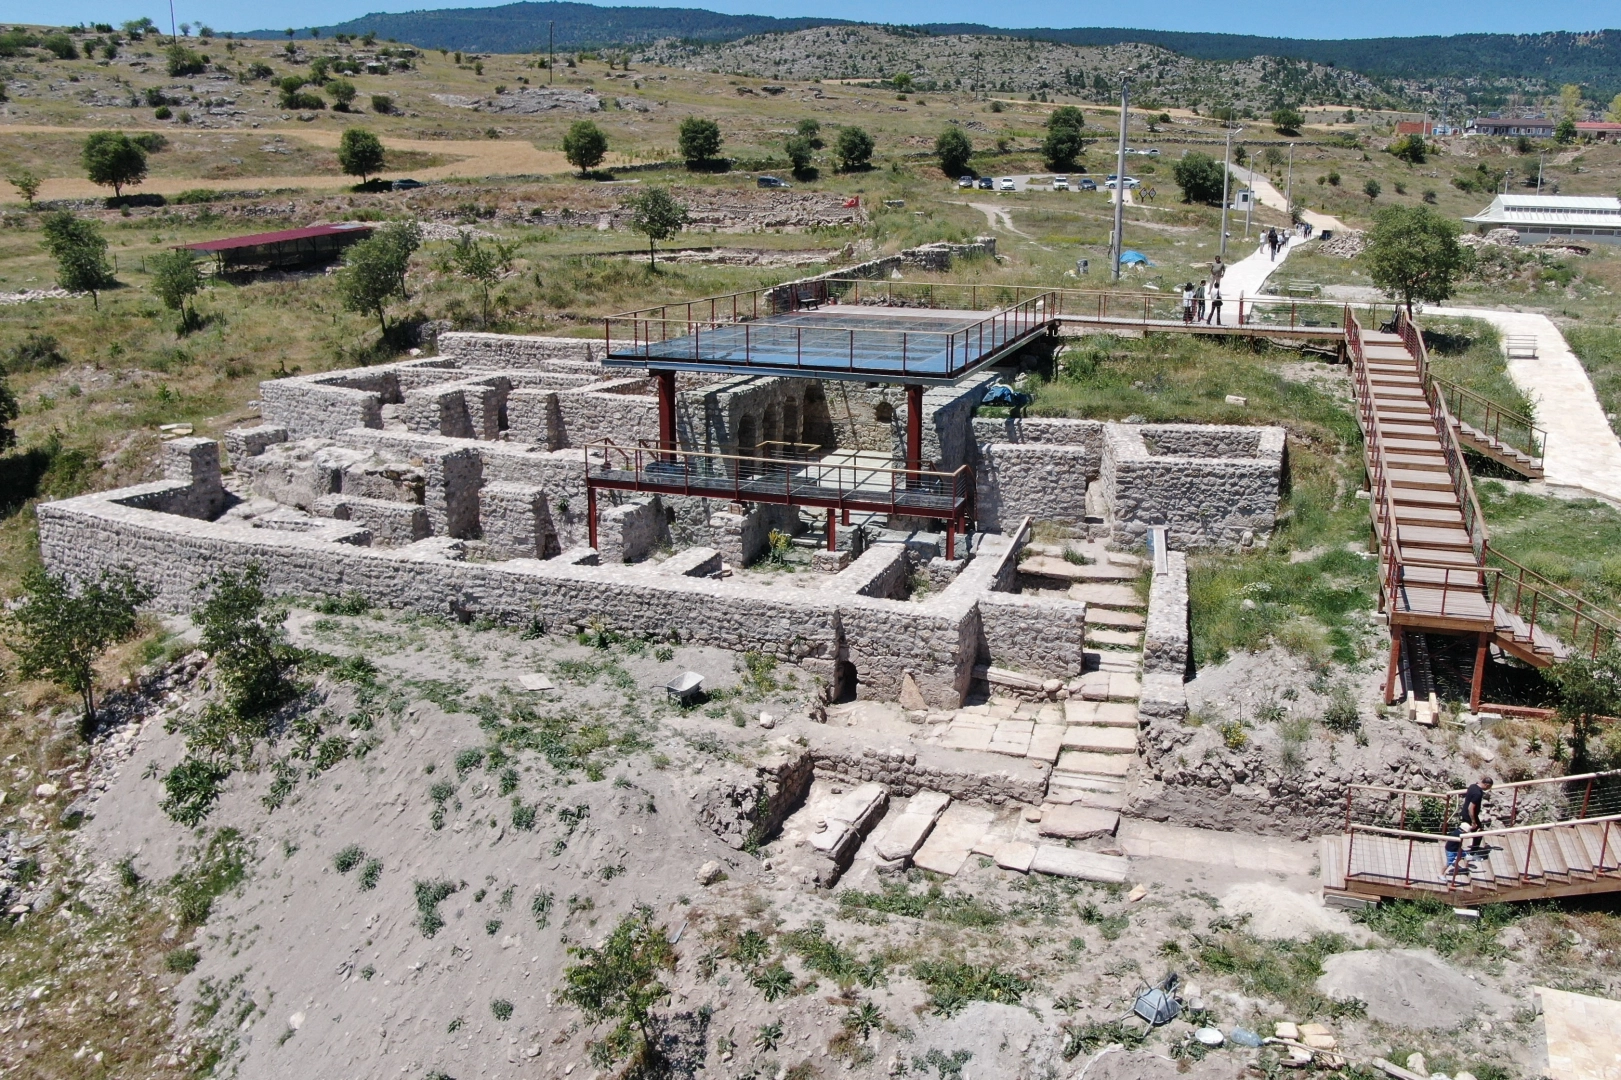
[1534,830,1571,879]
[1387,453,1449,471]
[1504,833,1544,880]
[1389,469,1455,491]
[1390,487,1461,508]
[1573,821,1621,872]
[1485,842,1519,884]
[1397,525,1474,549]
[1554,827,1594,877]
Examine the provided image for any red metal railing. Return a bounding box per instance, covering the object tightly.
[1431,375,1546,470]
[1343,814,1621,892]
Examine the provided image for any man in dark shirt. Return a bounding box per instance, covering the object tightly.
[1462,777,1493,859]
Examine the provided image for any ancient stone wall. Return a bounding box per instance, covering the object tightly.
[978,591,1089,677]
[1143,550,1190,677]
[973,442,1091,533]
[434,332,600,370]
[1100,423,1285,548]
[555,380,659,449]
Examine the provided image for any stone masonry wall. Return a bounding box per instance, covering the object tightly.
[973,442,1091,533]
[1101,424,1285,549]
[978,591,1089,677]
[1142,550,1190,677]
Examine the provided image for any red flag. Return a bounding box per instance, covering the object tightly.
[843,197,860,208]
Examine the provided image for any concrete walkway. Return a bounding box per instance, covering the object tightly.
[1228,162,1351,234]
[1427,306,1621,504]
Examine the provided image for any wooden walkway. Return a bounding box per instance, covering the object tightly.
[1055,313,1345,342]
[1323,819,1621,903]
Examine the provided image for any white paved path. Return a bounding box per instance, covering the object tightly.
[1427,306,1621,504]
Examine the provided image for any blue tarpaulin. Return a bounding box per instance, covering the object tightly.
[1120,250,1153,266]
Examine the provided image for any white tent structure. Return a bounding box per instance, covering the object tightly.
[1464,194,1621,245]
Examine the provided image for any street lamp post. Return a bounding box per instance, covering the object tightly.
[1285,142,1294,222]
[1110,78,1130,281]
[1219,124,1243,260]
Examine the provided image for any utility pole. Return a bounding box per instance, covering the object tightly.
[1219,124,1242,260]
[548,21,554,85]
[169,0,177,43]
[1110,78,1130,281]
[1537,151,1545,194]
[1285,142,1294,221]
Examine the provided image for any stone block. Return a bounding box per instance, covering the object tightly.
[1038,805,1120,840]
[224,423,288,460]
[994,841,1036,872]
[481,482,560,560]
[1055,751,1133,777]
[1061,726,1137,754]
[598,496,669,564]
[1029,845,1130,883]
[659,546,723,577]
[812,549,851,574]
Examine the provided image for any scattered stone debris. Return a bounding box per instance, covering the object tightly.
[1319,231,1367,258]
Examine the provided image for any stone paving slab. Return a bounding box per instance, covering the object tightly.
[1088,607,1147,629]
[1039,804,1121,840]
[1043,786,1127,810]
[1022,555,1138,582]
[873,792,950,862]
[1030,845,1130,882]
[1068,582,1146,608]
[912,803,995,877]
[1088,628,1143,647]
[1061,725,1137,754]
[1055,750,1133,777]
[1064,700,1140,727]
[995,841,1036,873]
[939,724,994,752]
[1027,725,1065,763]
[986,730,1033,757]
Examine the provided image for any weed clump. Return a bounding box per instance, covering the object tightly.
[911,960,1028,1016]
[333,844,366,873]
[560,905,676,1067]
[171,828,251,928]
[414,878,461,937]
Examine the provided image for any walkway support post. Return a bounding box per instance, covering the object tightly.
[587,485,598,551]
[1384,631,1404,705]
[905,383,924,487]
[656,369,677,460]
[1470,631,1489,712]
[826,508,836,551]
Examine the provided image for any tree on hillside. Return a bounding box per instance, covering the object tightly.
[785,134,815,177]
[935,127,972,178]
[165,42,205,76]
[1609,93,1621,124]
[1043,106,1085,170]
[0,372,18,452]
[795,118,823,149]
[1270,107,1304,134]
[1389,134,1427,164]
[834,126,875,172]
[335,221,421,334]
[562,120,608,175]
[448,235,517,325]
[1364,178,1382,202]
[625,187,689,267]
[148,249,204,332]
[41,211,117,308]
[7,168,40,206]
[337,127,386,182]
[3,566,153,732]
[1545,646,1621,771]
[560,906,676,1068]
[1365,204,1468,314]
[1171,151,1225,205]
[677,117,723,167]
[82,131,148,198]
[326,78,357,111]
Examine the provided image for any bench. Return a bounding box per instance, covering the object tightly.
[1505,335,1539,360]
[1280,280,1321,298]
[795,285,822,310]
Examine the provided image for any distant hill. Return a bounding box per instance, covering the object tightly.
[239,2,852,52]
[239,3,1621,99]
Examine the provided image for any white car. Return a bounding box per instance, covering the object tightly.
[998,176,1016,191]
[1052,175,1069,190]
[1104,176,1141,189]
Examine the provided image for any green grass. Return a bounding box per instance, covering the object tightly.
[1478,480,1621,613]
[170,828,251,928]
[1353,897,1516,965]
[909,960,1029,1017]
[1569,327,1621,438]
[1190,548,1377,669]
[1196,932,1362,1020]
[1422,317,1534,419]
[836,879,1004,928]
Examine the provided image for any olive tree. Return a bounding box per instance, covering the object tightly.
[834,126,875,172]
[1270,107,1304,134]
[1365,204,1468,314]
[1171,151,1225,205]
[3,566,153,731]
[41,211,117,308]
[148,248,204,331]
[335,221,422,334]
[338,127,386,182]
[677,117,723,167]
[562,120,608,175]
[935,126,972,177]
[82,131,148,198]
[1042,106,1085,170]
[625,188,689,267]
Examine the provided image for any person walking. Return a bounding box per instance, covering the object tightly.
[1463,776,1494,862]
[1209,256,1226,288]
[1180,282,1195,324]
[1445,822,1476,880]
[1205,282,1223,326]
[1193,279,1207,321]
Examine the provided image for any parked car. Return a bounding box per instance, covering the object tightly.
[757,175,790,188]
[998,176,1016,191]
[1052,175,1069,191]
[957,175,975,188]
[392,178,425,190]
[1104,175,1141,189]
[1076,177,1098,191]
[977,176,995,190]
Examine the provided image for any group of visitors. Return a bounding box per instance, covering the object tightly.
[1179,255,1228,326]
[1265,227,1286,261]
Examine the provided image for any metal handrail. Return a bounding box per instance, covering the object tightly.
[1430,374,1546,464]
[1346,770,1621,833]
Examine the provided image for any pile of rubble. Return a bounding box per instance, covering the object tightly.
[1318,230,1367,258]
[1458,227,1521,249]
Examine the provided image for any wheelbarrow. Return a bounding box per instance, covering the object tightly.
[666,671,705,705]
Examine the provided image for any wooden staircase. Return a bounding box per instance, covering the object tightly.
[1433,376,1546,480]
[1345,308,1618,709]
[1325,773,1621,904]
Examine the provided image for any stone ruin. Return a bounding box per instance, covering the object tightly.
[37,328,1284,710]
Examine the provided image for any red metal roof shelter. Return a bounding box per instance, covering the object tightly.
[179,223,374,269]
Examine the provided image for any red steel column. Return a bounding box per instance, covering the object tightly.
[1469,631,1489,712]
[905,384,924,486]
[656,369,677,458]
[826,509,836,551]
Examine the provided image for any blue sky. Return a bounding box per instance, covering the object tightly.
[12,0,1615,39]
